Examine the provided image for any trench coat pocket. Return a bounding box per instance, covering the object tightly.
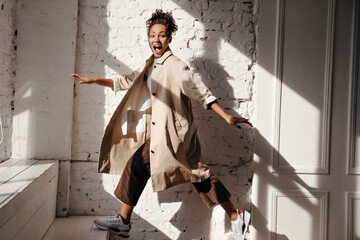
[171,109,186,142]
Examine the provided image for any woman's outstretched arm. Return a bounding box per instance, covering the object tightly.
[70,73,114,88]
[210,102,253,129]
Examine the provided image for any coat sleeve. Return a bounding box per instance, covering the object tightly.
[178,62,217,109]
[113,63,145,92]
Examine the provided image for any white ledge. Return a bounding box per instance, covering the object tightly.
[0,159,59,240]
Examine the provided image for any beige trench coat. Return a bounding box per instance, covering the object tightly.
[98,49,217,192]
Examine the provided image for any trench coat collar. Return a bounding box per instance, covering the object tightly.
[150,47,173,65]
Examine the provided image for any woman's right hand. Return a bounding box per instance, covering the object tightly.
[70,73,95,84]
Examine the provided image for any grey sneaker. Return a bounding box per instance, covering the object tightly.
[94,211,131,238]
[231,209,251,240]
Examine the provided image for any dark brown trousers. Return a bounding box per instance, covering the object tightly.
[114,140,231,209]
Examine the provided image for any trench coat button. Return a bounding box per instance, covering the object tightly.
[152,92,156,96]
[151,150,154,154]
[152,122,155,125]
[154,65,157,68]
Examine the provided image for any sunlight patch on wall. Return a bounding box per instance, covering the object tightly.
[11,109,30,158]
[11,82,32,159]
[21,88,32,99]
[279,84,322,168]
[101,173,121,195]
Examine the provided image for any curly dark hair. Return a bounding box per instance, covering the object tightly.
[146,9,178,37]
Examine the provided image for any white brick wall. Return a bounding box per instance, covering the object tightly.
[70,0,258,239]
[0,0,16,162]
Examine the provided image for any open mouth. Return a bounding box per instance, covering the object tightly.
[153,45,163,54]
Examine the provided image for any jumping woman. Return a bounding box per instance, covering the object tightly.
[71,9,251,240]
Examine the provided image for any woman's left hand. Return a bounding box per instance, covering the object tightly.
[209,102,253,129]
[225,115,253,129]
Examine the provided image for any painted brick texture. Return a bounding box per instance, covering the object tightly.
[0,0,16,162]
[70,0,258,239]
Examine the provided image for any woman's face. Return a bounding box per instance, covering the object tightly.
[148,24,172,58]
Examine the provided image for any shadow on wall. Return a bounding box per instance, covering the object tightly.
[272,233,290,240]
[163,1,257,238]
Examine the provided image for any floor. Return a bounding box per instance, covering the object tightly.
[43,216,238,240]
[42,216,109,240]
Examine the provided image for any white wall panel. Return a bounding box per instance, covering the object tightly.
[273,0,335,173]
[255,0,359,239]
[271,190,328,240]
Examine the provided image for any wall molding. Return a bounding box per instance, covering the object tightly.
[348,0,360,175]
